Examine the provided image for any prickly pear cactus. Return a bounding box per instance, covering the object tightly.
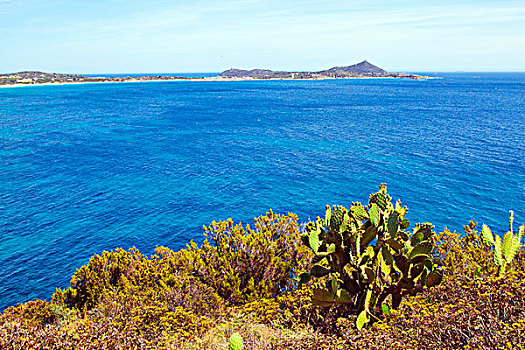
[229,332,243,350]
[300,184,442,329]
[481,210,523,277]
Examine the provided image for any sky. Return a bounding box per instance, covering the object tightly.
[1,0,524,73]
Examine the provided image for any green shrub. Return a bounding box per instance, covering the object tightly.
[54,211,309,313]
[187,210,312,304]
[0,299,55,328]
[53,247,166,311]
[434,221,496,278]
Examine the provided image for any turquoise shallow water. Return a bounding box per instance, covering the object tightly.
[0,73,524,309]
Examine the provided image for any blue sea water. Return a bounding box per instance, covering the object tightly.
[0,73,524,310]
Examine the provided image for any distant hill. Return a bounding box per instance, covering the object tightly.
[218,60,418,79]
[320,60,388,77]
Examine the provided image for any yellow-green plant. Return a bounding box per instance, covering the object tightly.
[300,184,442,329]
[195,211,312,304]
[229,332,243,350]
[433,222,498,279]
[480,210,524,277]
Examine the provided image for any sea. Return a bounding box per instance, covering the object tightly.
[0,72,524,310]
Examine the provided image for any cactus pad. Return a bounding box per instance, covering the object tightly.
[493,235,503,267]
[311,264,331,277]
[481,212,523,277]
[387,213,399,236]
[503,231,515,263]
[356,309,369,330]
[481,225,495,247]
[351,203,369,221]
[229,332,243,350]
[308,227,320,253]
[330,209,345,231]
[312,288,335,306]
[369,204,380,227]
[426,270,443,287]
[409,241,433,259]
[371,192,388,210]
[298,272,311,284]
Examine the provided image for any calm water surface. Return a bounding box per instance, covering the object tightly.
[1,73,524,309]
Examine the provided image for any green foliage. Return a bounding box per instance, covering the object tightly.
[229,332,244,350]
[52,211,309,314]
[194,210,312,304]
[0,300,55,328]
[301,184,442,329]
[480,211,523,277]
[434,222,495,278]
[2,190,524,349]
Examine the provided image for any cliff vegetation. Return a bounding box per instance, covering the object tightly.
[1,185,524,349]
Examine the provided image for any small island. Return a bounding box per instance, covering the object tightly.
[219,60,425,80]
[0,61,429,87]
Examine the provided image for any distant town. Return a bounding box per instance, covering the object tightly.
[0,61,428,86]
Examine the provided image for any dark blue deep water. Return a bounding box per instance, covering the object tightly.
[1,73,524,309]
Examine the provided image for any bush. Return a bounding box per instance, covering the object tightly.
[195,210,312,304]
[0,300,55,328]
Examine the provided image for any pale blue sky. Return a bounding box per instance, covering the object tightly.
[1,0,524,73]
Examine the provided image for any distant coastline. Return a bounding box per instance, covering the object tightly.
[0,61,433,87]
[0,75,432,89]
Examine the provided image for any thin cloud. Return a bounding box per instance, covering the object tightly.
[1,0,524,72]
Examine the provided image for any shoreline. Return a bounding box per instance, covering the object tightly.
[0,75,435,88]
